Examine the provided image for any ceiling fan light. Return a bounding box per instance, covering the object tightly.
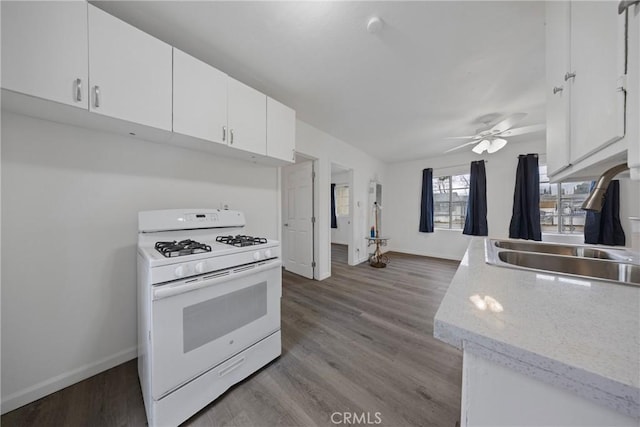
[472,139,490,154]
[487,138,507,154]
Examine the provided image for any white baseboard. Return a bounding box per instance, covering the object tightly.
[317,271,331,281]
[1,346,137,414]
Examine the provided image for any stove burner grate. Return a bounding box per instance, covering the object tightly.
[155,239,212,258]
[216,235,268,247]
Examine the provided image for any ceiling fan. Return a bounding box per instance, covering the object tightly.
[444,113,545,154]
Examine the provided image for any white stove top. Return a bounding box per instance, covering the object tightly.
[137,209,280,284]
[138,238,280,268]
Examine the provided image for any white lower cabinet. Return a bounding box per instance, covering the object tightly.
[1,1,88,109]
[88,5,172,131]
[461,348,637,426]
[267,97,296,163]
[227,77,267,156]
[173,48,228,144]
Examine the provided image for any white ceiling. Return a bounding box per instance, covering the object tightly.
[92,1,546,163]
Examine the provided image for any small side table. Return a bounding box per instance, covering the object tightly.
[365,237,390,268]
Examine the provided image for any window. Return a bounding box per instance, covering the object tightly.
[539,165,591,234]
[432,174,470,229]
[335,185,349,216]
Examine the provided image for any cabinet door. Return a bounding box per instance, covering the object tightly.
[88,5,172,131]
[266,97,296,163]
[628,4,640,176]
[227,78,267,155]
[1,1,88,108]
[173,49,228,144]
[545,1,571,176]
[570,2,626,163]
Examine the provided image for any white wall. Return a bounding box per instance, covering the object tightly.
[385,138,640,261]
[386,139,545,260]
[295,120,386,278]
[1,112,279,412]
[331,171,350,245]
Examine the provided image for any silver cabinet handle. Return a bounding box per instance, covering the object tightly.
[222,126,227,142]
[94,85,100,108]
[230,129,234,145]
[75,78,82,102]
[564,72,576,81]
[619,0,639,14]
[553,86,564,94]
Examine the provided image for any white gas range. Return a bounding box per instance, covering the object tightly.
[137,209,282,427]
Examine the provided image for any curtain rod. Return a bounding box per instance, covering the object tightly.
[435,159,488,170]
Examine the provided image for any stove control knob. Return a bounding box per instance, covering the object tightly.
[195,262,206,274]
[175,265,186,278]
[253,251,261,261]
[264,249,272,258]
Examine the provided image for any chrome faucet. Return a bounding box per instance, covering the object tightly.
[581,163,629,212]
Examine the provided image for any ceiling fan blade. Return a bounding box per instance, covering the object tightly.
[444,140,481,153]
[489,113,527,134]
[444,135,481,140]
[499,124,545,137]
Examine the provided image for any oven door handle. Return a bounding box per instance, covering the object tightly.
[153,259,281,300]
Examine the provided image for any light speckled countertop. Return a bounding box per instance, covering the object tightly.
[434,237,640,418]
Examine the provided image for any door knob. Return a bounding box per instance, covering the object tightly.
[284,223,289,227]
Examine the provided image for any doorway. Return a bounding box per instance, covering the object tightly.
[331,163,353,266]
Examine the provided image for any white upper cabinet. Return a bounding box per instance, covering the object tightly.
[1,1,88,109]
[569,2,626,163]
[266,98,296,163]
[545,1,571,176]
[88,5,172,131]
[173,49,228,144]
[627,4,640,180]
[545,1,627,180]
[227,78,267,156]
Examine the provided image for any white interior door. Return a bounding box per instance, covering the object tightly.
[283,161,314,279]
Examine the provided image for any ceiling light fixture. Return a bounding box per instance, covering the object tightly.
[487,138,507,154]
[471,139,490,154]
[367,16,383,34]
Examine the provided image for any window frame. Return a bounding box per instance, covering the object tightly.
[433,173,470,230]
[334,184,350,217]
[539,165,590,235]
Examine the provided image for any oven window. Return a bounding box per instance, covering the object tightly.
[183,282,268,353]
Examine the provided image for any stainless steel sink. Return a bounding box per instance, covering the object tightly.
[493,240,628,260]
[486,239,640,287]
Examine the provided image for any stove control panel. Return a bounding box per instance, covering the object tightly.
[185,213,219,223]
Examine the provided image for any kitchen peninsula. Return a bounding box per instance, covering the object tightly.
[434,238,640,426]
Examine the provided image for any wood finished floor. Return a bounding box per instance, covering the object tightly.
[2,250,461,427]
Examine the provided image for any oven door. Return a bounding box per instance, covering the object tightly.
[150,259,281,399]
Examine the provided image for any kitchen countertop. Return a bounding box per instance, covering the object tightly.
[434,237,640,419]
